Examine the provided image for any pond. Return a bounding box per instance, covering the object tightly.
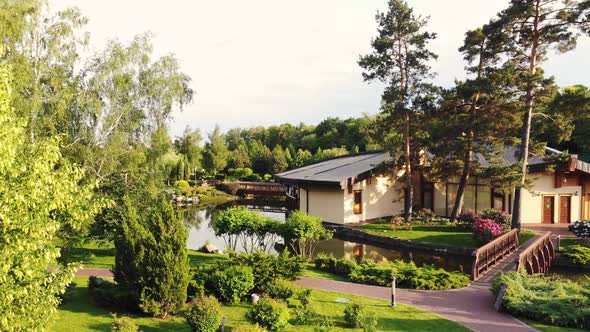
[180,199,473,274]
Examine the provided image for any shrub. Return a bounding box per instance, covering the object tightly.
[472,218,502,244]
[457,210,478,230]
[296,289,312,307]
[261,278,295,300]
[335,258,358,276]
[174,180,191,191]
[312,315,335,332]
[248,298,290,332]
[314,253,330,269]
[232,325,267,332]
[493,271,590,329]
[88,277,138,311]
[569,221,590,239]
[111,315,138,332]
[362,312,378,332]
[293,289,314,325]
[185,296,221,332]
[479,208,511,227]
[563,245,590,264]
[344,303,364,328]
[279,211,333,256]
[415,208,436,223]
[207,265,255,304]
[227,250,306,290]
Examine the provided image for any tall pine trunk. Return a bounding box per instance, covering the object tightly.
[404,110,413,222]
[512,0,540,230]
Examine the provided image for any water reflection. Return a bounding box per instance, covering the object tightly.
[180,200,472,273]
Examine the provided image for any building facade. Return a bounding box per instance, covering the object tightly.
[276,149,590,225]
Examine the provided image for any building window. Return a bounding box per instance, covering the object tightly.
[354,191,362,214]
[422,182,434,210]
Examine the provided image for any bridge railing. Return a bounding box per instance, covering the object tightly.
[472,229,520,281]
[516,231,554,274]
[238,182,286,192]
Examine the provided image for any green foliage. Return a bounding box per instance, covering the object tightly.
[226,250,306,290]
[111,315,138,332]
[212,206,282,253]
[493,271,590,329]
[231,325,267,332]
[207,265,255,304]
[479,208,511,227]
[312,315,335,332]
[113,196,190,318]
[362,312,378,332]
[203,125,229,176]
[174,180,191,191]
[185,296,221,332]
[0,62,103,331]
[280,211,333,256]
[260,278,295,301]
[415,208,436,223]
[248,298,290,332]
[344,303,364,328]
[315,255,469,290]
[563,245,590,265]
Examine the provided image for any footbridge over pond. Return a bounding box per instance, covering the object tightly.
[471,229,556,285]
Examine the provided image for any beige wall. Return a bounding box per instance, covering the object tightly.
[299,188,344,224]
[521,174,582,224]
[343,176,404,224]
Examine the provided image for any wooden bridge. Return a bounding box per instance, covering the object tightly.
[232,181,287,197]
[471,229,556,283]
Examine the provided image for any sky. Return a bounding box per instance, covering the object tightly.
[52,0,590,139]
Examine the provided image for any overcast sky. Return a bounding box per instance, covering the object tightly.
[52,0,590,139]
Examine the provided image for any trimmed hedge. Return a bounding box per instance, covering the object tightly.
[493,271,590,329]
[314,255,470,290]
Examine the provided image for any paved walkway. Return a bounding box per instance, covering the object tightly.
[294,277,534,332]
[523,224,574,237]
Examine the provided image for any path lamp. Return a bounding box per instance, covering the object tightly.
[391,275,397,308]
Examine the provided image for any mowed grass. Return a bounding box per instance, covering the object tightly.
[51,276,470,332]
[356,223,478,248]
[523,319,589,332]
[69,242,228,270]
[357,222,537,249]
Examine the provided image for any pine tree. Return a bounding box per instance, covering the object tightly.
[359,0,438,222]
[492,0,590,229]
[271,145,288,174]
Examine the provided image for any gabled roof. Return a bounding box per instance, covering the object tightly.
[275,151,386,186]
[275,146,587,187]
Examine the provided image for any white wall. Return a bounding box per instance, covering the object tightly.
[521,174,582,224]
[343,176,403,224]
[299,187,344,224]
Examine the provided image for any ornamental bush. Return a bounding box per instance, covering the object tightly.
[248,298,290,332]
[111,315,138,332]
[231,325,267,332]
[569,221,590,239]
[563,245,590,265]
[207,265,255,304]
[479,208,511,227]
[185,296,221,332]
[493,271,590,329]
[261,278,295,300]
[312,315,335,332]
[457,210,478,230]
[343,303,364,327]
[472,218,502,244]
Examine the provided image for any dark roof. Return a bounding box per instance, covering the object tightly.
[275,151,386,185]
[275,146,576,186]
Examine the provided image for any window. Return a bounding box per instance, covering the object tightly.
[354,191,362,214]
[422,182,434,210]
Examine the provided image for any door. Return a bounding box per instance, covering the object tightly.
[542,196,554,224]
[559,195,571,224]
[353,191,362,214]
[585,193,590,220]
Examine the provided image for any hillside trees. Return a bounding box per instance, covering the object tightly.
[359,0,439,222]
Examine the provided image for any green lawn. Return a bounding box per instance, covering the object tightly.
[356,223,536,249]
[69,242,227,270]
[51,276,470,332]
[523,319,588,332]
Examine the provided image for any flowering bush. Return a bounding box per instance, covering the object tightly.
[472,218,502,244]
[569,221,590,239]
[457,210,479,230]
[479,208,511,228]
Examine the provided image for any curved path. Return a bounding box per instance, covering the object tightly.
[294,277,534,332]
[76,267,533,332]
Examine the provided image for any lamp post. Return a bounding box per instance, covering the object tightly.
[391,275,396,307]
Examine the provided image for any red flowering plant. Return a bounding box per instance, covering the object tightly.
[457,210,479,231]
[472,218,502,244]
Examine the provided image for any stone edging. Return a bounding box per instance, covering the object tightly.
[324,223,475,256]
